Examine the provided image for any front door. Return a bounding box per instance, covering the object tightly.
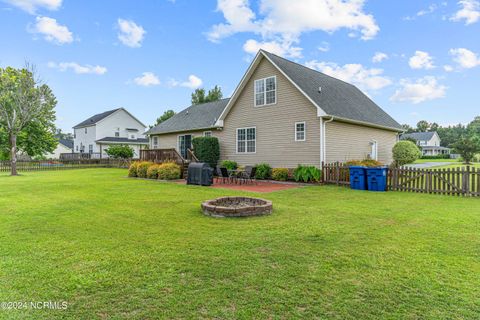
[179,134,192,159]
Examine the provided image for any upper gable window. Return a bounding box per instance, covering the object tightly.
[254,76,276,107]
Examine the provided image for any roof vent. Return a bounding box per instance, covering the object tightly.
[318,86,322,93]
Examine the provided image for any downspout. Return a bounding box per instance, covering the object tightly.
[322,116,334,163]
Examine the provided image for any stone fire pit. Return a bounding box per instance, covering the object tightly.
[201,196,272,218]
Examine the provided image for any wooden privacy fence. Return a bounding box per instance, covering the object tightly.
[0,159,130,172]
[321,162,480,197]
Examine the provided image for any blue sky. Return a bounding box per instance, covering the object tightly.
[1,0,479,132]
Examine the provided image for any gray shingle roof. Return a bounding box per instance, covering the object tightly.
[262,51,403,130]
[73,108,120,128]
[400,132,436,141]
[96,137,149,144]
[146,98,229,135]
[59,139,73,149]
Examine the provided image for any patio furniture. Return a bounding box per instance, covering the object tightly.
[219,167,234,184]
[239,166,257,184]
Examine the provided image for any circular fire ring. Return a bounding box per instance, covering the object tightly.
[201,196,273,218]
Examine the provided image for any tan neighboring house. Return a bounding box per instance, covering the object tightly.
[146,50,403,167]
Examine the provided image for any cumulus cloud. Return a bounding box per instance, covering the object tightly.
[117,18,146,48]
[305,60,392,92]
[372,52,388,63]
[243,38,302,58]
[207,0,379,57]
[390,76,446,104]
[29,16,73,44]
[4,0,61,14]
[443,65,454,72]
[450,0,480,24]
[449,48,480,68]
[133,72,160,86]
[169,75,203,89]
[317,41,330,52]
[408,51,435,69]
[48,62,107,75]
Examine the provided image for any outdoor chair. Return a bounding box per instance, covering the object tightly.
[219,167,234,184]
[240,166,257,184]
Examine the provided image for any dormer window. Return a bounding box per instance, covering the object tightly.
[254,76,276,107]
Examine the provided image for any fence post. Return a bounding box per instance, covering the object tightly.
[464,166,471,197]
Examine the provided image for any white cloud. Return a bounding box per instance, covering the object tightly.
[451,0,480,24]
[169,75,203,89]
[243,38,302,58]
[117,18,146,48]
[372,52,388,63]
[305,60,392,92]
[4,0,61,14]
[318,41,330,52]
[30,16,73,44]
[390,76,446,104]
[449,48,480,68]
[133,72,160,86]
[408,51,435,69]
[48,62,107,75]
[443,65,454,72]
[207,0,379,57]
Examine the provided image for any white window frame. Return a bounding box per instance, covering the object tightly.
[254,76,277,107]
[203,131,212,137]
[236,127,256,154]
[152,136,158,149]
[295,121,306,141]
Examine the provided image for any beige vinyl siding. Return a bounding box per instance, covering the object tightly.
[215,57,321,168]
[325,120,398,164]
[150,130,210,150]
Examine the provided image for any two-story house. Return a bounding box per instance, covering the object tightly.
[400,131,451,156]
[146,50,404,167]
[73,108,148,159]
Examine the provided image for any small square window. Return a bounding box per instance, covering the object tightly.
[295,122,306,141]
[203,131,212,137]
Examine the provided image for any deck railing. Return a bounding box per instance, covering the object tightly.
[139,148,186,164]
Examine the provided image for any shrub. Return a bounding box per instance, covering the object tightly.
[272,168,289,181]
[255,163,271,180]
[453,136,480,164]
[158,162,181,180]
[345,160,363,166]
[106,145,134,159]
[192,137,220,169]
[421,154,451,159]
[128,161,140,177]
[137,161,154,178]
[361,159,383,167]
[392,141,421,166]
[221,160,237,170]
[293,165,321,183]
[146,164,162,179]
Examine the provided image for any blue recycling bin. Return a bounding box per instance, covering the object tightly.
[366,167,388,192]
[349,166,367,190]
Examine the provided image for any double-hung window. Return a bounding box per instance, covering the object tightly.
[152,137,158,149]
[295,122,306,141]
[237,127,256,153]
[254,76,276,107]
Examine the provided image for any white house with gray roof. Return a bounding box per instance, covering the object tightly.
[73,108,148,159]
[400,131,450,156]
[146,50,404,167]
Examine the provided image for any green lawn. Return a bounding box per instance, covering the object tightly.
[413,158,460,164]
[1,169,479,319]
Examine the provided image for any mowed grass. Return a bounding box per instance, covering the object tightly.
[0,169,479,319]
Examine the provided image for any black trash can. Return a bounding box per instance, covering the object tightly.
[187,162,213,186]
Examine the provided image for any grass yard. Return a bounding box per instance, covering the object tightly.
[413,159,460,164]
[1,169,479,319]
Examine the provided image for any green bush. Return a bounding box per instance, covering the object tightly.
[128,161,139,177]
[421,154,451,159]
[192,137,220,169]
[255,163,271,180]
[392,141,421,166]
[105,144,134,159]
[137,161,154,178]
[221,160,237,170]
[158,162,181,180]
[293,165,321,183]
[272,168,289,181]
[146,164,162,179]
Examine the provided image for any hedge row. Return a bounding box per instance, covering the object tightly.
[128,161,181,180]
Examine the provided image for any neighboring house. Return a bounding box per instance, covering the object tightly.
[45,139,73,159]
[73,108,148,158]
[400,131,451,156]
[146,50,404,167]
